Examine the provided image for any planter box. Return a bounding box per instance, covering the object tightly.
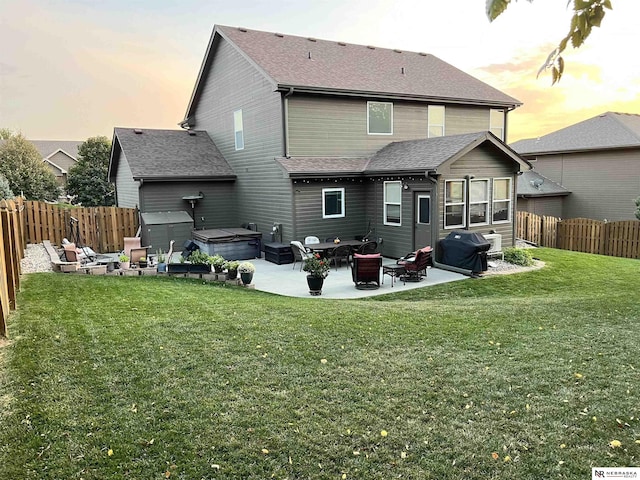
[168,263,190,274]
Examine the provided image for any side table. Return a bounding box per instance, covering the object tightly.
[382,264,406,287]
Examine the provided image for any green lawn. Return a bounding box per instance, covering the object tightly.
[1,248,639,479]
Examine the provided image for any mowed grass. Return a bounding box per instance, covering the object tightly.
[1,248,639,479]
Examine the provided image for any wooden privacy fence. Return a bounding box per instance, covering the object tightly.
[24,201,139,253]
[1,198,26,337]
[517,211,640,259]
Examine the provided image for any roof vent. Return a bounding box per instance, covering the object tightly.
[133,129,143,134]
[308,37,317,42]
[394,49,402,53]
[367,45,375,50]
[337,41,347,46]
[275,32,284,38]
[238,27,247,32]
[187,130,196,136]
[419,52,428,56]
[401,67,405,75]
[308,51,312,60]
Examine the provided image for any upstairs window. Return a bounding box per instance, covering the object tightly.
[490,109,505,140]
[445,179,466,229]
[234,109,244,150]
[469,179,489,226]
[368,101,393,135]
[322,188,345,219]
[492,178,512,223]
[428,105,445,137]
[384,181,401,225]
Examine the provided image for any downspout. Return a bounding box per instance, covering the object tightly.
[283,87,294,158]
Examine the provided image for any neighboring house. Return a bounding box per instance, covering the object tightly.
[512,112,640,221]
[31,140,82,189]
[516,170,570,218]
[110,25,530,258]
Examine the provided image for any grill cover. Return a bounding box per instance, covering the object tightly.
[439,231,491,273]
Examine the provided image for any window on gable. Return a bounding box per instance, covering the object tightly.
[492,177,512,223]
[469,179,489,225]
[444,179,466,229]
[384,181,401,225]
[490,109,505,141]
[428,105,445,138]
[234,109,244,150]
[368,101,393,135]
[322,188,345,219]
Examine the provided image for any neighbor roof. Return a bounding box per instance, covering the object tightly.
[30,140,82,160]
[517,170,570,197]
[109,128,235,182]
[277,132,529,178]
[511,112,640,155]
[184,25,521,124]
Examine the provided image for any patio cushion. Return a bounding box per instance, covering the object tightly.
[354,253,381,259]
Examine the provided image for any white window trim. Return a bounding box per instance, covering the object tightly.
[416,194,431,225]
[322,187,345,219]
[492,177,512,224]
[383,181,402,226]
[469,178,490,227]
[444,179,466,229]
[234,109,244,151]
[428,105,445,138]
[489,109,505,141]
[367,101,393,135]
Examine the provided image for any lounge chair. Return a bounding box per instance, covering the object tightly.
[397,246,432,281]
[352,253,382,289]
[290,240,314,271]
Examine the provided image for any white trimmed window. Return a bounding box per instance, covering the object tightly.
[490,109,505,140]
[492,177,512,223]
[383,181,401,225]
[445,179,466,229]
[322,188,345,219]
[367,101,393,135]
[428,105,445,138]
[234,109,244,150]
[469,179,489,226]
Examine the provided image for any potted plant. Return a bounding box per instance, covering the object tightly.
[118,253,130,270]
[138,256,148,268]
[224,260,240,280]
[188,250,212,273]
[303,253,330,295]
[238,262,255,285]
[156,250,167,273]
[210,254,226,273]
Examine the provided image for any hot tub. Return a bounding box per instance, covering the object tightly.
[192,228,262,260]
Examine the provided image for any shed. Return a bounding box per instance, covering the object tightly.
[140,211,194,252]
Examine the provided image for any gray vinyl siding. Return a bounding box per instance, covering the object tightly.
[532,150,640,221]
[517,196,564,218]
[191,37,293,239]
[437,145,517,248]
[288,98,501,157]
[293,181,368,242]
[48,151,76,172]
[140,181,236,230]
[113,152,139,208]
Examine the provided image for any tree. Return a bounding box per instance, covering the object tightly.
[0,173,14,200]
[486,0,613,84]
[67,136,115,207]
[634,196,640,221]
[0,132,59,201]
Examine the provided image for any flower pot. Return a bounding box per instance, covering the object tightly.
[157,263,167,273]
[228,269,238,280]
[119,261,130,270]
[213,265,223,273]
[306,275,324,296]
[138,261,148,269]
[168,263,189,274]
[240,272,253,285]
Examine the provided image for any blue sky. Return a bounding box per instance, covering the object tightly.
[1,0,639,142]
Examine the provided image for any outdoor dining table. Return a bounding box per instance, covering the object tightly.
[303,239,365,256]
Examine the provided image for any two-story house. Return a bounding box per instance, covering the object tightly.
[110,25,529,258]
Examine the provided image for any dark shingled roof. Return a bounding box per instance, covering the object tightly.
[276,132,529,177]
[511,112,640,155]
[184,25,521,123]
[517,170,570,197]
[110,128,235,181]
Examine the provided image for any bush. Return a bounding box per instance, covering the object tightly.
[503,247,534,267]
[0,173,14,200]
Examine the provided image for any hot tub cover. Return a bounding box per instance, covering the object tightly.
[192,228,262,242]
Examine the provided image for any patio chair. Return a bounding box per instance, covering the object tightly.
[304,236,320,245]
[355,241,378,255]
[290,240,314,271]
[397,246,432,281]
[123,236,151,263]
[352,253,382,289]
[327,244,352,270]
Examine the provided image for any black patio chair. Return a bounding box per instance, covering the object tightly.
[328,244,352,270]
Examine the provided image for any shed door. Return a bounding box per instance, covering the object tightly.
[414,192,432,249]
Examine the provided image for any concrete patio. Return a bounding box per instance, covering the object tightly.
[247,257,468,299]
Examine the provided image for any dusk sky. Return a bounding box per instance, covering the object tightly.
[1,0,638,143]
